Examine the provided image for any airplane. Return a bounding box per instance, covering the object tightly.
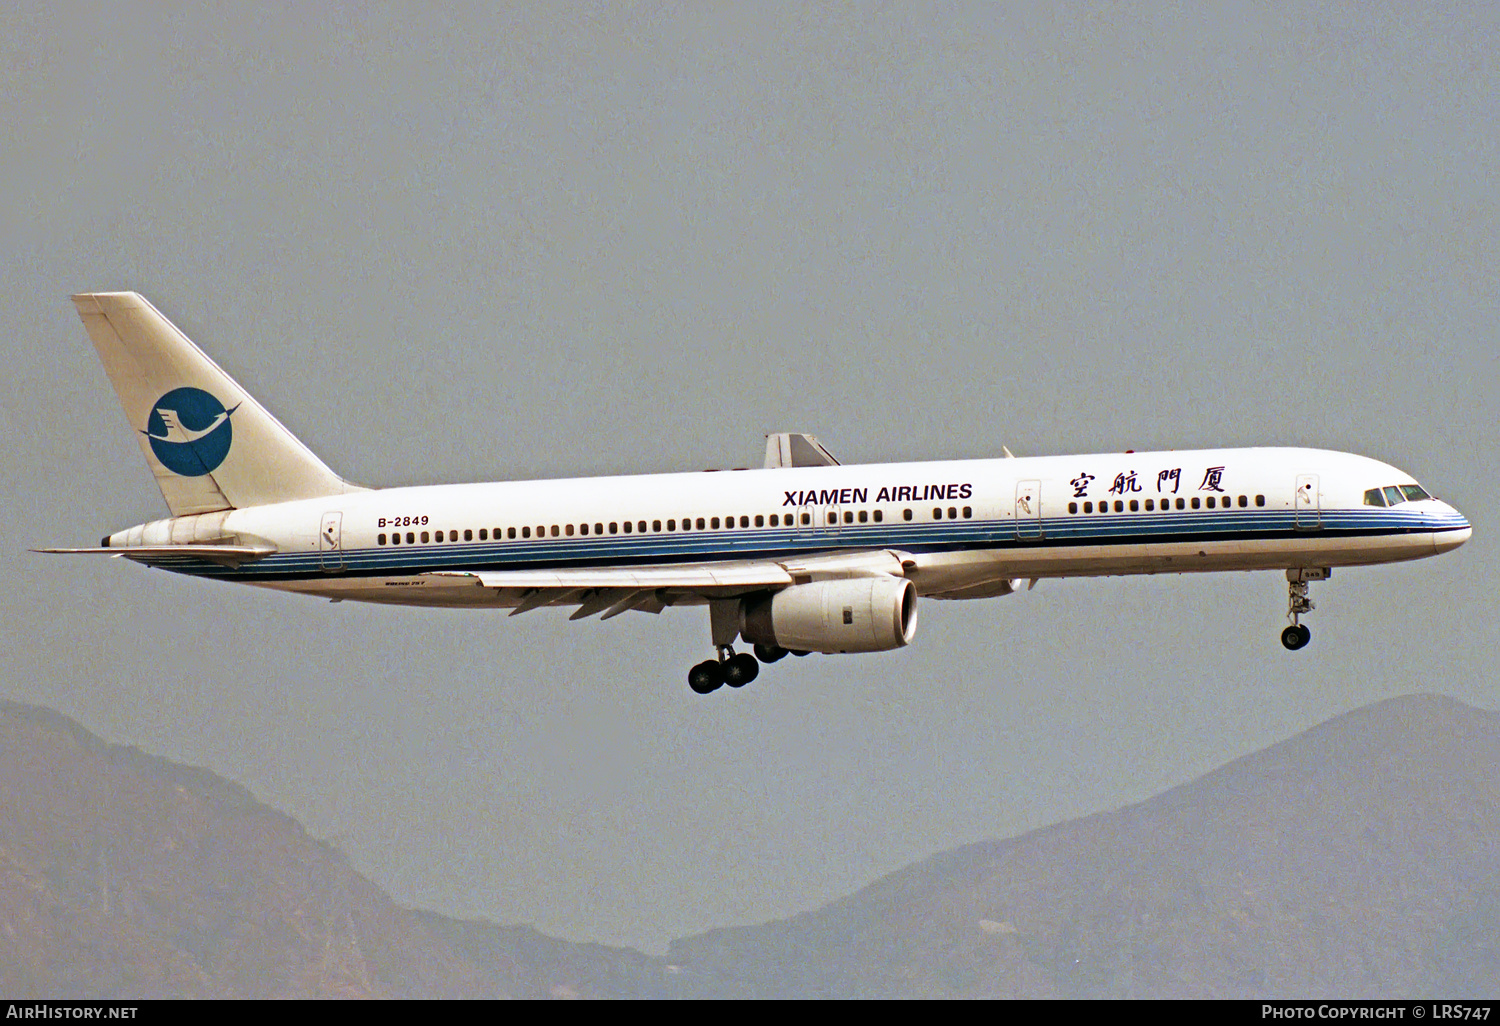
[40,292,1472,695]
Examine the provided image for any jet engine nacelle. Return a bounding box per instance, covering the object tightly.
[741,577,918,654]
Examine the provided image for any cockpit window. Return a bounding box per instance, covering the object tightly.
[1367,483,1434,507]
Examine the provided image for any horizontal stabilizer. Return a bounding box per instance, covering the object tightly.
[34,544,276,567]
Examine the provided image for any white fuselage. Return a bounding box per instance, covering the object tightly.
[108,446,1471,608]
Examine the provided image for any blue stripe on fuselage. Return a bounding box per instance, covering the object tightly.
[134,508,1471,581]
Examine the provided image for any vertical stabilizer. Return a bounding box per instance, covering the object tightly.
[72,292,359,515]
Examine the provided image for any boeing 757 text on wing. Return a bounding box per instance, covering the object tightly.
[40,293,1472,694]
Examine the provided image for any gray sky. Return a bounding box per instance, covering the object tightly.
[3,3,1496,952]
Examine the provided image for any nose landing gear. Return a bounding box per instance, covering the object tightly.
[1282,568,1329,650]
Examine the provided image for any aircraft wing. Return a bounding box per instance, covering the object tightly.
[431,548,911,619]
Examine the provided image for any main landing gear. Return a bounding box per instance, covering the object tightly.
[687,642,812,694]
[688,647,760,694]
[1281,568,1329,651]
[688,599,810,695]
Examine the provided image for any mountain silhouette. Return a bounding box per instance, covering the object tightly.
[0,693,1494,998]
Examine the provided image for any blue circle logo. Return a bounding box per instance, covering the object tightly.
[142,387,238,476]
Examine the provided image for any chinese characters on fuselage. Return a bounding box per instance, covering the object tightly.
[1071,465,1227,499]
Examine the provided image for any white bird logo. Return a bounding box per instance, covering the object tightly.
[146,404,239,443]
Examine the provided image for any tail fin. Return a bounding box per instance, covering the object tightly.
[72,292,360,515]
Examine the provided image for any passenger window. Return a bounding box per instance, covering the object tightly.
[406,532,415,544]
[653,520,662,532]
[609,522,618,534]
[858,510,868,523]
[1083,501,1092,513]
[903,509,913,521]
[827,512,837,525]
[1069,502,1078,514]
[595,523,603,535]
[1255,495,1264,507]
[565,524,574,536]
[1206,497,1216,509]
[420,531,430,543]
[1114,500,1124,513]
[522,527,531,538]
[697,518,706,529]
[478,529,487,540]
[581,523,589,535]
[550,525,558,537]
[801,513,811,526]
[434,530,444,542]
[1144,499,1153,511]
[737,516,746,528]
[873,510,883,522]
[1129,500,1139,512]
[1400,485,1430,502]
[711,517,720,529]
[666,519,675,531]
[769,514,779,527]
[1383,486,1405,506]
[844,511,853,524]
[507,527,516,539]
[755,515,764,527]
[1191,497,1200,509]
[623,521,632,533]
[933,508,942,519]
[947,507,957,519]
[378,533,387,545]
[962,506,972,518]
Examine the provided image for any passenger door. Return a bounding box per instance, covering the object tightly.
[319,512,344,570]
[1015,480,1042,540]
[790,504,841,547]
[1294,475,1320,530]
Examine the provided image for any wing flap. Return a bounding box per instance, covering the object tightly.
[432,559,798,591]
[431,550,912,619]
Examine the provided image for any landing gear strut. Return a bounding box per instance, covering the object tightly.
[1281,568,1329,650]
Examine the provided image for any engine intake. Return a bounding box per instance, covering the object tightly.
[742,577,918,654]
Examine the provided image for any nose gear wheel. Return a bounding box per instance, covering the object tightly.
[1282,569,1328,651]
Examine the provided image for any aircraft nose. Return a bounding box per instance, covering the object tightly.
[1433,502,1471,554]
[1434,524,1471,554]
